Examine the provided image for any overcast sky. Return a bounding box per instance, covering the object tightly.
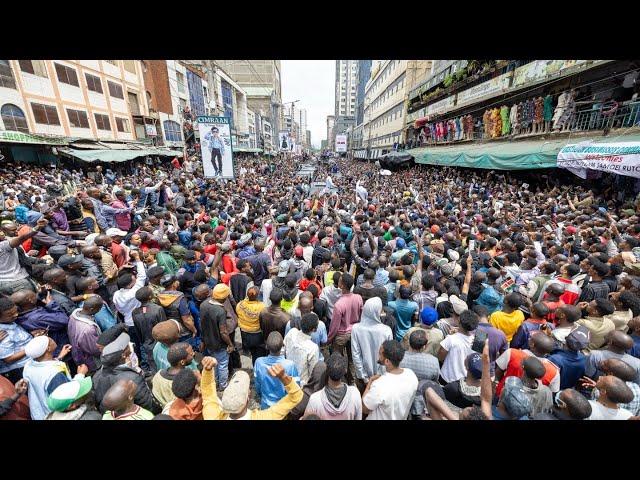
[281,60,335,148]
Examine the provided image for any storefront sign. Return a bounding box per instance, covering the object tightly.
[335,134,347,153]
[145,124,157,137]
[425,96,455,116]
[513,60,590,88]
[557,141,640,179]
[0,130,69,145]
[196,116,234,179]
[456,72,512,106]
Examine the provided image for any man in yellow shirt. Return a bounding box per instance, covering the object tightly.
[236,286,266,365]
[489,293,525,343]
[201,356,302,420]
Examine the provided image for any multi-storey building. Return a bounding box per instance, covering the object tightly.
[326,115,335,147]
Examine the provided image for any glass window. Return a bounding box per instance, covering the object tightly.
[54,63,79,87]
[85,73,103,93]
[31,103,60,125]
[176,71,186,94]
[94,113,111,130]
[104,60,119,67]
[66,108,89,128]
[115,117,130,133]
[18,60,48,78]
[108,81,124,99]
[1,104,29,133]
[123,60,136,74]
[163,120,182,142]
[0,60,16,89]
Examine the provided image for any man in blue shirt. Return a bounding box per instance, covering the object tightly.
[629,317,640,359]
[254,331,300,409]
[204,127,225,177]
[547,326,589,389]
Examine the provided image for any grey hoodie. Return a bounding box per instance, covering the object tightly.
[319,285,342,322]
[351,297,393,381]
[305,384,363,420]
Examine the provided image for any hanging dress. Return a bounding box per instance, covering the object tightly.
[543,95,554,122]
[483,110,491,137]
[510,104,519,132]
[500,105,510,135]
[491,108,502,137]
[552,91,570,129]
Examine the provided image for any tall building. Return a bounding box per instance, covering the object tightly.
[363,60,432,158]
[355,60,372,126]
[326,115,334,145]
[298,108,307,146]
[0,60,151,142]
[335,60,357,117]
[213,60,282,135]
[306,130,311,149]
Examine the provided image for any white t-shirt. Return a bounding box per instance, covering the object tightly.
[439,332,474,383]
[363,369,418,420]
[587,401,633,420]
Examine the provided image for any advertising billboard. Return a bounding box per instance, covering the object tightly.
[197,116,234,178]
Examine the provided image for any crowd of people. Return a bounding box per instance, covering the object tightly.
[1,151,640,421]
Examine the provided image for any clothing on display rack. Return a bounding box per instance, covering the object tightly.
[543,94,554,123]
[491,108,502,138]
[552,90,570,129]
[483,110,491,137]
[500,105,510,135]
[509,103,519,134]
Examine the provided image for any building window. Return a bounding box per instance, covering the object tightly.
[1,104,29,133]
[163,120,182,142]
[123,60,136,74]
[115,117,130,133]
[66,108,89,129]
[85,73,103,93]
[31,103,60,125]
[176,71,186,94]
[108,81,124,99]
[0,60,16,89]
[54,63,79,87]
[128,92,140,115]
[104,60,119,67]
[18,60,48,78]
[94,113,111,131]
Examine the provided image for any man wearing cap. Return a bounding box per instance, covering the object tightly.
[22,335,89,420]
[0,217,47,296]
[402,305,444,357]
[176,250,205,301]
[200,283,235,389]
[491,376,533,420]
[106,227,129,269]
[45,376,101,420]
[236,233,256,260]
[201,356,303,420]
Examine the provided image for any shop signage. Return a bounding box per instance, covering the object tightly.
[145,124,157,136]
[425,96,455,116]
[557,141,640,179]
[0,130,69,145]
[512,60,590,88]
[456,72,512,106]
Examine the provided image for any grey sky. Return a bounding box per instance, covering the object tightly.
[281,60,335,148]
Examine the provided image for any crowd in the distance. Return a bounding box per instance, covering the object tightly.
[1,151,640,420]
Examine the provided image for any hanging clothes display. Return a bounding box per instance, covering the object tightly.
[510,103,519,133]
[483,110,491,137]
[534,97,544,124]
[491,108,502,138]
[520,101,531,130]
[465,115,474,139]
[543,95,554,122]
[455,117,462,141]
[556,91,576,130]
[500,105,510,135]
[552,91,570,129]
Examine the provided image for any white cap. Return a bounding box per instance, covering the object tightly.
[25,336,50,359]
[106,228,128,237]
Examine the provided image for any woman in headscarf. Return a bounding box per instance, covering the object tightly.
[287,361,327,420]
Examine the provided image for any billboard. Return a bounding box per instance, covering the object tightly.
[278,131,294,151]
[335,134,347,153]
[197,116,234,178]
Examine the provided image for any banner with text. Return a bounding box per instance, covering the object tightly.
[335,134,347,152]
[557,141,640,179]
[197,116,234,179]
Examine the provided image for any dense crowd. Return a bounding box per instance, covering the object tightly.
[1,151,640,421]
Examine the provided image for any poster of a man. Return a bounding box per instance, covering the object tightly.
[197,116,234,178]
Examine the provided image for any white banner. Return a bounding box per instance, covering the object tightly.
[335,134,347,152]
[557,141,640,179]
[197,116,234,179]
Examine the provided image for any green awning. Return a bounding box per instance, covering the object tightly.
[409,138,569,170]
[58,147,182,163]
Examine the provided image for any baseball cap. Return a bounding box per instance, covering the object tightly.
[466,352,483,380]
[565,226,577,235]
[47,245,69,258]
[102,332,130,356]
[221,370,250,414]
[147,266,166,279]
[294,246,304,257]
[47,377,93,412]
[431,225,440,234]
[396,238,406,249]
[278,260,291,277]
[160,274,177,287]
[212,283,231,301]
[106,227,128,237]
[24,336,50,359]
[239,233,252,246]
[420,306,439,326]
[449,295,468,315]
[501,376,532,418]
[566,325,590,351]
[215,225,226,235]
[57,254,84,268]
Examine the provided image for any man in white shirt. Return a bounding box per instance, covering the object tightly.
[113,251,147,331]
[587,375,634,420]
[362,339,418,420]
[284,312,320,386]
[438,310,478,384]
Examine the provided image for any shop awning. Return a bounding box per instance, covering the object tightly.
[414,117,429,129]
[58,147,182,163]
[233,147,263,153]
[0,130,71,146]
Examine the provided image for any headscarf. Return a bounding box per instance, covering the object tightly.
[360,297,383,326]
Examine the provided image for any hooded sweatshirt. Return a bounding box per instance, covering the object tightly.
[576,315,616,351]
[305,384,363,420]
[319,285,342,322]
[351,297,393,381]
[157,291,191,336]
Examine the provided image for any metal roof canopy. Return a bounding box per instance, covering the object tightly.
[58,147,182,163]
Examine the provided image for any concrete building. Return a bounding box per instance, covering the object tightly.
[306,129,311,149]
[362,60,432,159]
[326,115,334,147]
[247,109,256,148]
[335,60,357,118]
[355,60,372,126]
[299,108,308,146]
[0,60,151,142]
[213,61,282,135]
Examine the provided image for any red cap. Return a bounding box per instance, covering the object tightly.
[295,246,304,257]
[431,225,440,234]
[565,226,577,234]
[215,225,226,235]
[381,222,390,231]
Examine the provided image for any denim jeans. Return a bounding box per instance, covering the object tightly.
[208,348,229,389]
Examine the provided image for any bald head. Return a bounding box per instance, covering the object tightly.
[601,358,637,383]
[10,290,37,310]
[598,375,634,404]
[529,332,556,355]
[82,245,101,260]
[83,295,104,315]
[546,283,565,297]
[194,284,211,302]
[95,235,112,248]
[607,331,634,353]
[102,379,136,412]
[299,295,314,314]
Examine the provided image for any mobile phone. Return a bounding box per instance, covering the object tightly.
[468,239,476,252]
[472,330,488,353]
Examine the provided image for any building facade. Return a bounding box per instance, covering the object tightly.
[326,115,335,146]
[299,108,308,147]
[335,60,357,117]
[355,60,372,127]
[0,60,151,142]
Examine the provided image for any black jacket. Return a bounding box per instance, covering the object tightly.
[92,363,161,414]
